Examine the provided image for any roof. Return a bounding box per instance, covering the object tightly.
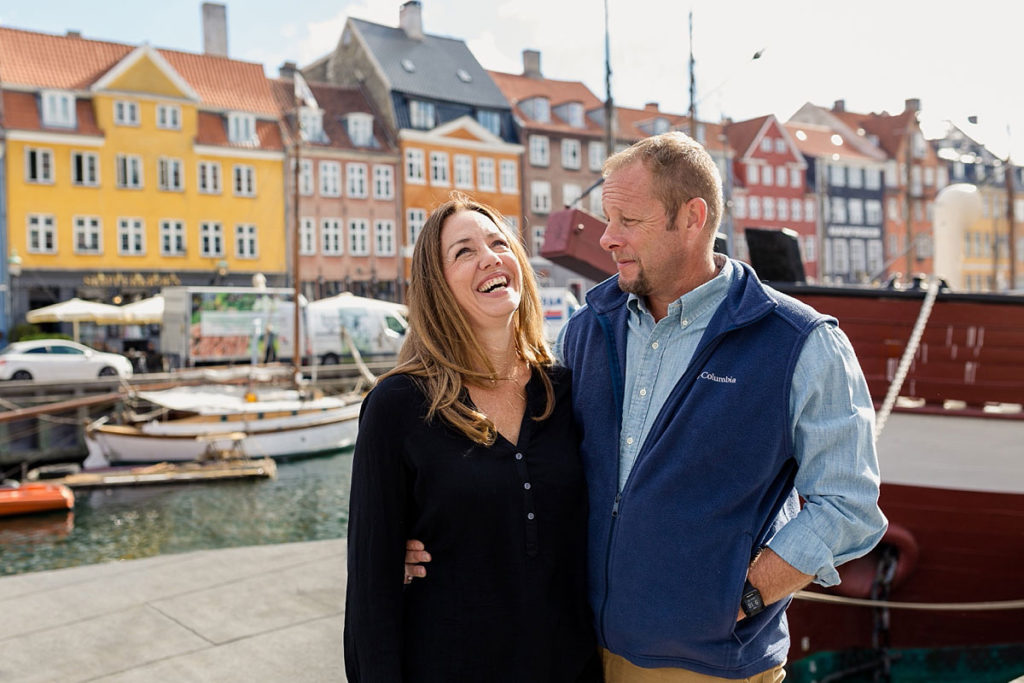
[0,26,278,116]
[268,78,395,152]
[784,121,878,163]
[488,69,604,135]
[196,112,283,150]
[723,115,772,158]
[829,107,916,158]
[348,18,509,110]
[1,90,104,136]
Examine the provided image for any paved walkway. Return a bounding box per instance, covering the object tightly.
[0,539,347,682]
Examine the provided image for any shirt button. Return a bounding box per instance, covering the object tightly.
[639,388,647,397]
[651,341,659,349]
[626,437,634,445]
[514,452,523,461]
[523,482,531,490]
[681,318,690,327]
[527,512,535,520]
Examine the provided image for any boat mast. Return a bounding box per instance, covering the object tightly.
[688,10,696,138]
[292,81,303,384]
[603,0,614,160]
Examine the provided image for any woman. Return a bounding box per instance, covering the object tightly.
[344,196,599,682]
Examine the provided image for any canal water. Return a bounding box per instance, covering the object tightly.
[0,451,354,576]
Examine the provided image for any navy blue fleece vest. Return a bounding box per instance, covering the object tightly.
[562,262,832,677]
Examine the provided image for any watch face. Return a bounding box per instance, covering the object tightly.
[742,588,765,616]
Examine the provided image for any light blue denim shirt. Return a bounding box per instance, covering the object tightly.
[561,258,884,586]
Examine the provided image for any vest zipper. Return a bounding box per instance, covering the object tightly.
[600,492,622,646]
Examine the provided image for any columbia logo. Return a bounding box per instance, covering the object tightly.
[700,371,737,384]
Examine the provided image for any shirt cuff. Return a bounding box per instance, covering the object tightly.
[767,515,841,587]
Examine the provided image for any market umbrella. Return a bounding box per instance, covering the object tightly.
[25,297,123,341]
[116,294,164,324]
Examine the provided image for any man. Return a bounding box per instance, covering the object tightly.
[406,132,886,680]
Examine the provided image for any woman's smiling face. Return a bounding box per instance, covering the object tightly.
[440,209,523,333]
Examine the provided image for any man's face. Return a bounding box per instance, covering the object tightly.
[599,162,685,298]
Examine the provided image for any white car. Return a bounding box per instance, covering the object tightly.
[0,339,134,381]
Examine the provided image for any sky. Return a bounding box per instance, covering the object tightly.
[4,0,1024,158]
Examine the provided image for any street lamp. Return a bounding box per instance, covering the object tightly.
[216,259,229,284]
[7,250,22,337]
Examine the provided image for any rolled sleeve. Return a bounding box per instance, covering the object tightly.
[768,323,888,587]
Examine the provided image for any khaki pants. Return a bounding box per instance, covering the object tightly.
[601,649,786,683]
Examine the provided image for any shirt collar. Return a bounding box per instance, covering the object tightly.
[626,254,736,329]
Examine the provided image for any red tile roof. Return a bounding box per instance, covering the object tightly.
[784,121,876,162]
[268,78,397,152]
[1,90,103,136]
[195,112,283,150]
[724,115,772,159]
[488,69,605,135]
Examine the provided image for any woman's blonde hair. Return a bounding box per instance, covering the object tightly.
[381,194,555,445]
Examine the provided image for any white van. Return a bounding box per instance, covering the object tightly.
[307,293,408,365]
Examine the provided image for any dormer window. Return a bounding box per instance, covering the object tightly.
[521,97,550,124]
[652,117,669,134]
[41,90,76,128]
[476,110,501,136]
[347,112,374,147]
[554,101,585,128]
[299,107,326,143]
[228,112,257,145]
[409,100,435,130]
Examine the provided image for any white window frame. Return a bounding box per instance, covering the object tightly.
[848,166,863,189]
[764,196,776,220]
[429,151,450,186]
[775,166,787,186]
[746,165,758,185]
[321,218,343,255]
[347,163,368,198]
[25,147,54,184]
[562,183,582,209]
[349,218,370,256]
[790,167,801,188]
[71,151,99,187]
[157,104,182,130]
[529,135,550,167]
[531,225,545,257]
[117,217,146,256]
[749,196,761,219]
[499,160,517,194]
[27,214,57,254]
[477,158,496,192]
[233,164,256,197]
[347,112,374,147]
[373,165,394,199]
[235,224,258,259]
[227,112,257,145]
[159,219,186,256]
[299,159,314,196]
[73,215,103,255]
[114,100,140,126]
[408,100,435,129]
[200,222,224,258]
[318,161,341,197]
[158,157,185,192]
[561,139,582,170]
[761,165,773,186]
[116,154,143,189]
[374,219,396,256]
[407,208,427,247]
[531,180,552,214]
[804,199,815,222]
[791,199,802,222]
[831,196,848,224]
[41,90,76,128]
[405,148,425,184]
[588,141,606,172]
[300,217,316,255]
[454,155,474,189]
[198,161,222,194]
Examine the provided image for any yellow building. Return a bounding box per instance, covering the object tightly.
[962,184,1015,292]
[0,27,286,337]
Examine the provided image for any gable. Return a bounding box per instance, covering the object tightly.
[102,54,190,98]
[442,123,488,143]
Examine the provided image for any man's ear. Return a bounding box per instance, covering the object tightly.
[679,197,708,232]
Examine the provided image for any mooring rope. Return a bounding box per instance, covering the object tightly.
[794,590,1024,611]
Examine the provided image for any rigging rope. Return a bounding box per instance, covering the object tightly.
[794,590,1024,611]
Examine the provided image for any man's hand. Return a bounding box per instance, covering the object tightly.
[404,539,431,584]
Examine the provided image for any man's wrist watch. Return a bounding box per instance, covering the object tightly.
[740,580,766,617]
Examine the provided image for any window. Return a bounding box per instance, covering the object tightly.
[233,165,256,196]
[562,183,582,208]
[316,161,340,196]
[347,163,368,198]
[562,102,585,128]
[374,220,395,256]
[589,141,606,172]
[477,158,496,191]
[833,239,850,274]
[73,216,102,254]
[830,165,846,187]
[764,197,775,220]
[790,167,801,188]
[761,166,773,186]
[235,224,258,259]
[746,165,758,185]
[299,159,314,196]
[499,160,517,194]
[749,197,761,219]
[429,152,450,186]
[778,198,788,221]
[407,209,426,246]
[848,198,864,224]
[924,166,935,187]
[884,161,899,188]
[300,217,316,255]
[405,149,425,184]
[531,180,552,214]
[733,196,747,219]
[761,137,773,152]
[299,108,325,142]
[867,240,884,276]
[477,110,501,136]
[775,167,787,186]
[322,218,343,255]
[409,100,435,129]
[157,104,181,130]
[865,167,882,190]
[848,167,863,189]
[531,225,545,257]
[373,165,394,199]
[116,154,143,189]
[529,135,550,167]
[160,219,186,256]
[521,97,550,123]
[454,155,473,189]
[831,197,847,223]
[25,148,54,184]
[589,186,603,217]
[200,222,224,257]
[791,199,802,221]
[114,100,139,126]
[117,217,145,255]
[27,214,56,254]
[887,197,902,222]
[71,151,99,186]
[349,219,369,256]
[228,113,256,144]
[562,139,581,170]
[803,235,816,263]
[41,91,75,128]
[347,113,374,147]
[158,158,184,191]
[775,138,787,154]
[198,162,221,194]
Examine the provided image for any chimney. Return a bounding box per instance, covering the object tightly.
[65,30,82,39]
[279,61,298,80]
[400,1,424,40]
[522,49,542,79]
[202,2,228,57]
[905,97,921,113]
[832,99,845,113]
[644,102,660,112]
